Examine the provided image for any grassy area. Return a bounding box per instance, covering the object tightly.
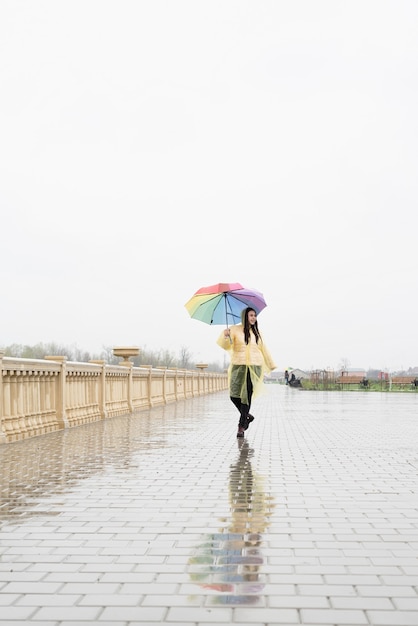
[297,380,418,392]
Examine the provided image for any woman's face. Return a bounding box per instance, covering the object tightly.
[247,310,257,325]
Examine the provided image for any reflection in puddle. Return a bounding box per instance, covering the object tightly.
[0,405,192,524]
[189,439,275,605]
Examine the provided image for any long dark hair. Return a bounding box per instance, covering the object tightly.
[242,307,261,345]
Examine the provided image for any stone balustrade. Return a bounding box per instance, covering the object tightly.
[0,351,228,443]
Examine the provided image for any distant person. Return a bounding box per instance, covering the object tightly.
[289,372,296,384]
[284,370,289,385]
[217,307,277,438]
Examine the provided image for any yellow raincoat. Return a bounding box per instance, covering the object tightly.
[217,324,276,404]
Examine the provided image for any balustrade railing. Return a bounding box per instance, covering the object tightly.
[0,352,228,443]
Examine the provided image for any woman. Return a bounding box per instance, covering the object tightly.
[217,307,277,438]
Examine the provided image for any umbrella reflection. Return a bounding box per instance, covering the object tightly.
[189,439,275,605]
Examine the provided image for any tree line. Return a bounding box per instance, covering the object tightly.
[1,342,224,372]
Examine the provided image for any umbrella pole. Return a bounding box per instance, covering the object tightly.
[224,293,232,344]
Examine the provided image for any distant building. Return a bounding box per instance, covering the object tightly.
[265,370,282,382]
[289,368,309,380]
[266,369,309,383]
[339,367,367,377]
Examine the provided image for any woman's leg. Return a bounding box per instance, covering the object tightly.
[230,396,242,413]
[229,365,254,435]
[241,370,254,430]
[240,369,253,426]
[247,369,253,411]
[231,396,248,429]
[230,366,245,427]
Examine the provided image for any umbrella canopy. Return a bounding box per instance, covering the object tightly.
[185,282,267,326]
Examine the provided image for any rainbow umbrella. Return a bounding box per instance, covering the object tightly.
[185,282,267,327]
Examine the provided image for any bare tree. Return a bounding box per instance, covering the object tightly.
[339,357,351,373]
[178,345,193,369]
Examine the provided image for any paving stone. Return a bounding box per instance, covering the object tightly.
[1,386,418,625]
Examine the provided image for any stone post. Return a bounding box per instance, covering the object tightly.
[157,366,167,404]
[0,351,5,443]
[113,348,140,413]
[89,360,107,418]
[196,363,208,396]
[140,365,153,407]
[173,368,180,401]
[44,356,69,428]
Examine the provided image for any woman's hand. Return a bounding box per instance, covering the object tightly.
[224,329,230,339]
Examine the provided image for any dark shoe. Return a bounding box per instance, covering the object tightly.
[244,414,255,430]
[237,427,245,438]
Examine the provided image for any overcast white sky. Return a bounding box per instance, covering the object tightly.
[1,1,417,372]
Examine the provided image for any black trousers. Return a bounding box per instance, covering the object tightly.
[230,369,253,427]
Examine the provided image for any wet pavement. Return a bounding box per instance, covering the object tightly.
[1,384,418,626]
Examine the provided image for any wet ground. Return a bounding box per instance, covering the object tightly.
[1,384,418,625]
